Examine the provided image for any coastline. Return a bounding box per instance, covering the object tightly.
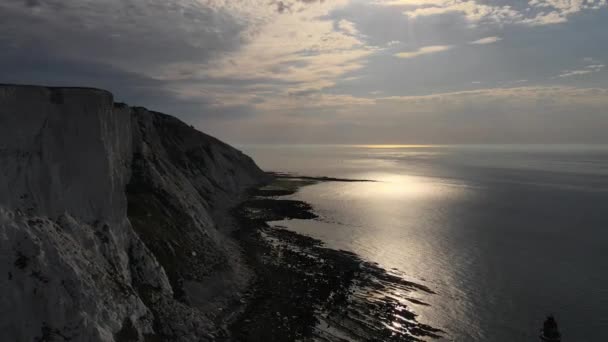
[228,174,443,341]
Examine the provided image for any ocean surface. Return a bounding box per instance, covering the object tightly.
[239,144,608,341]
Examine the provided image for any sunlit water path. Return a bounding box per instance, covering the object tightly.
[240,144,608,341]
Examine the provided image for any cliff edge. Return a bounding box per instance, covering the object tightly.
[0,85,268,341]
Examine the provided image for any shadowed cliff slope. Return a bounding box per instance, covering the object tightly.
[0,84,267,341]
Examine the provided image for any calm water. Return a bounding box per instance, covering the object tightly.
[239,144,608,341]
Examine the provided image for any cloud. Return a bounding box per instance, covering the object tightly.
[0,0,366,113]
[395,45,453,59]
[558,64,604,78]
[529,0,594,14]
[377,86,608,105]
[210,86,608,144]
[403,1,522,24]
[0,0,249,73]
[522,11,569,26]
[558,70,593,77]
[337,19,359,36]
[469,36,502,45]
[379,0,607,26]
[180,2,374,101]
[2,0,608,145]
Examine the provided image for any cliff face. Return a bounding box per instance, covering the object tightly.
[0,85,267,341]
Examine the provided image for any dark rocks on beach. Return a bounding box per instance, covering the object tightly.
[230,177,443,341]
[1,84,440,341]
[239,198,318,221]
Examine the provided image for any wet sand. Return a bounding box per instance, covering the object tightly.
[228,175,443,341]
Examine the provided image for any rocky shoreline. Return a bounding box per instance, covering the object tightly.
[1,84,441,341]
[229,175,443,341]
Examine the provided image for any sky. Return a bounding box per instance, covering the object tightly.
[1,0,607,144]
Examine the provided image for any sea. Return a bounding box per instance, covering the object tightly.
[239,144,608,341]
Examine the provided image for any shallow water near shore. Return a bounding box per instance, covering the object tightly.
[240,144,608,341]
[231,179,442,341]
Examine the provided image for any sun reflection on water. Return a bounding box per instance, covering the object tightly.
[352,144,444,149]
[274,172,474,339]
[343,172,467,199]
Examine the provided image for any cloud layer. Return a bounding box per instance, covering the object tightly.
[395,45,454,59]
[1,0,608,143]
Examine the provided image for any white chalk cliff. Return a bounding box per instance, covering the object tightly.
[0,85,267,341]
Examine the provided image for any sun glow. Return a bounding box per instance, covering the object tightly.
[348,173,460,199]
[353,144,443,149]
